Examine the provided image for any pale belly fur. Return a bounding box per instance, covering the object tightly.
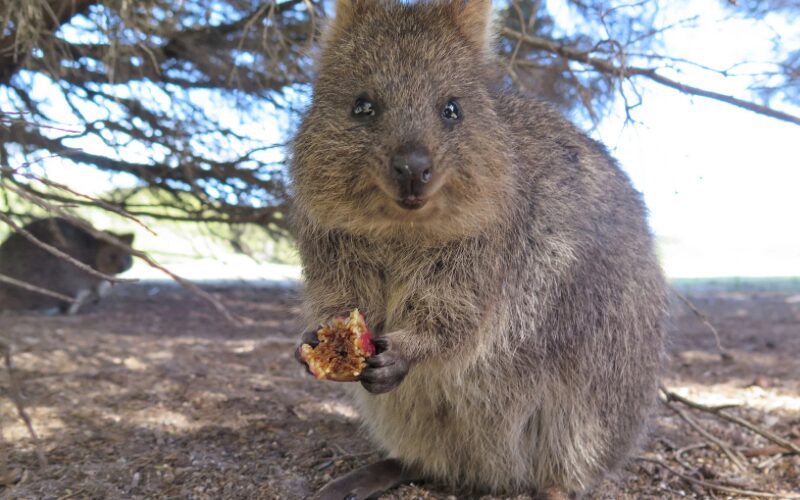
[348,358,605,493]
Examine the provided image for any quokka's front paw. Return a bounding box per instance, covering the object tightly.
[360,337,410,394]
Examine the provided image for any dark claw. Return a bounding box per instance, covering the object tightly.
[294,330,320,376]
[365,353,394,368]
[372,336,390,353]
[300,329,320,347]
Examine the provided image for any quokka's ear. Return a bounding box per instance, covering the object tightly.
[450,0,495,55]
[110,232,134,245]
[325,0,375,41]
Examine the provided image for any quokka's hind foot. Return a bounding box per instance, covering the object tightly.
[534,486,577,500]
[314,458,419,500]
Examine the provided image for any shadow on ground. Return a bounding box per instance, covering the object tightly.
[1,281,799,499]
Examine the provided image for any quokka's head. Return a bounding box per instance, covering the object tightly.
[95,233,135,275]
[291,0,513,242]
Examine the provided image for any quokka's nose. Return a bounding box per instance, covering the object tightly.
[391,145,433,200]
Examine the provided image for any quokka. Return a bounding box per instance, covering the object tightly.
[290,0,667,497]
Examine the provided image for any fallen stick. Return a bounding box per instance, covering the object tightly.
[662,387,800,455]
[673,289,731,360]
[637,457,800,499]
[660,395,748,471]
[0,338,47,469]
[743,441,800,457]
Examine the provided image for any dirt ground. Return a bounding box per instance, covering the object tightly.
[1,281,799,499]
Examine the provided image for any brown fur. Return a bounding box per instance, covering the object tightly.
[0,217,134,314]
[290,0,666,495]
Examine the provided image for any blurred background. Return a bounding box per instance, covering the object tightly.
[0,0,798,282]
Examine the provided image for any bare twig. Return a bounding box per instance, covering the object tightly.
[0,406,8,485]
[55,489,85,500]
[637,457,800,498]
[673,442,707,472]
[744,441,800,457]
[663,387,800,455]
[0,211,134,284]
[755,453,785,472]
[659,391,748,471]
[0,112,82,134]
[126,254,249,326]
[506,0,527,77]
[673,289,730,360]
[3,167,157,236]
[0,273,77,303]
[0,338,47,469]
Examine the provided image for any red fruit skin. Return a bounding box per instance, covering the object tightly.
[360,329,376,356]
[353,310,376,356]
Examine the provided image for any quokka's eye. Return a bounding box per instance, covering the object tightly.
[441,99,462,123]
[352,97,376,118]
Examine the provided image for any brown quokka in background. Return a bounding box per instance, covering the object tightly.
[290,0,667,498]
[0,217,134,315]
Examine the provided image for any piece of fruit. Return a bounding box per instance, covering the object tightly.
[299,309,376,381]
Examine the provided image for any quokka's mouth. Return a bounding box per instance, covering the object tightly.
[397,196,427,210]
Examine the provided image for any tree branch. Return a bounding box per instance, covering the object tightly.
[0,272,77,303]
[501,27,800,126]
[0,0,99,84]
